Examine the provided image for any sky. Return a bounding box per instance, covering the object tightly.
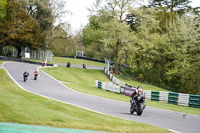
[63,0,200,33]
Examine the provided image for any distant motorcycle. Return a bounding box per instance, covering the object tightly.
[34,73,38,80]
[34,71,39,80]
[23,71,29,82]
[24,76,28,82]
[130,88,146,116]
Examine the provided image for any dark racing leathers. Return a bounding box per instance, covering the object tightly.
[130,88,146,109]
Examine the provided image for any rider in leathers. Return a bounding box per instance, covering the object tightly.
[130,86,145,105]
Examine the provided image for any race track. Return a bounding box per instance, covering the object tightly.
[4,62,200,133]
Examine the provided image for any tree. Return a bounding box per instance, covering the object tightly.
[0,0,44,57]
[148,0,192,15]
[18,0,68,50]
[18,0,54,32]
[125,8,170,83]
[164,14,200,94]
[101,19,134,74]
[84,0,137,74]
[0,0,7,21]
[83,15,111,59]
[46,23,76,56]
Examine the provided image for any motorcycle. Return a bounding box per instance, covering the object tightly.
[24,76,27,82]
[23,72,29,82]
[34,73,38,80]
[130,90,146,116]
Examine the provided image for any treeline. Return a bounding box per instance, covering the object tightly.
[0,0,81,57]
[83,0,200,94]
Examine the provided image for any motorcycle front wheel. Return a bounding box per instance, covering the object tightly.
[130,105,134,114]
[136,102,144,116]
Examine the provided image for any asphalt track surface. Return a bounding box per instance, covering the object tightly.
[4,62,200,133]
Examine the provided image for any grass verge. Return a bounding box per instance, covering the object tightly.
[0,61,5,65]
[53,57,105,67]
[0,69,167,132]
[42,66,200,116]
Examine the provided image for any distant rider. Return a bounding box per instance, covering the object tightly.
[66,62,71,67]
[34,70,39,76]
[23,70,29,78]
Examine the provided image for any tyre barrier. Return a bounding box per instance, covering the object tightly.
[95,80,200,108]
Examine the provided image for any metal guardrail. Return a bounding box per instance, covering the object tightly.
[61,56,105,63]
[189,95,200,108]
[95,80,200,108]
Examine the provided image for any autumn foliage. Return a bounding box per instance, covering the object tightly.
[0,0,44,54]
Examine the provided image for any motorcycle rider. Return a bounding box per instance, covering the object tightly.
[23,70,29,80]
[34,70,39,77]
[130,86,145,106]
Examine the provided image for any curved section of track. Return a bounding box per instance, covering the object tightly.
[4,62,200,133]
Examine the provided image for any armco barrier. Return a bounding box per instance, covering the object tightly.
[189,95,200,108]
[97,81,102,89]
[159,91,169,103]
[61,56,105,63]
[104,68,132,87]
[105,83,120,93]
[95,80,200,108]
[120,86,134,96]
[168,92,179,105]
[178,93,189,106]
[95,80,120,93]
[144,90,151,100]
[151,91,159,101]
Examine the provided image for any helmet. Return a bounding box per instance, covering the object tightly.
[137,86,142,90]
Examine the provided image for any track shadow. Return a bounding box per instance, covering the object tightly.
[119,112,137,116]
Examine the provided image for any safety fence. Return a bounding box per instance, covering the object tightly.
[2,46,54,62]
[104,68,132,87]
[61,56,105,63]
[95,80,132,95]
[95,80,200,108]
[0,56,53,66]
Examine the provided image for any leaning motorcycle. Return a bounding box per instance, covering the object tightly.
[34,73,38,80]
[130,93,146,116]
[23,76,27,82]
